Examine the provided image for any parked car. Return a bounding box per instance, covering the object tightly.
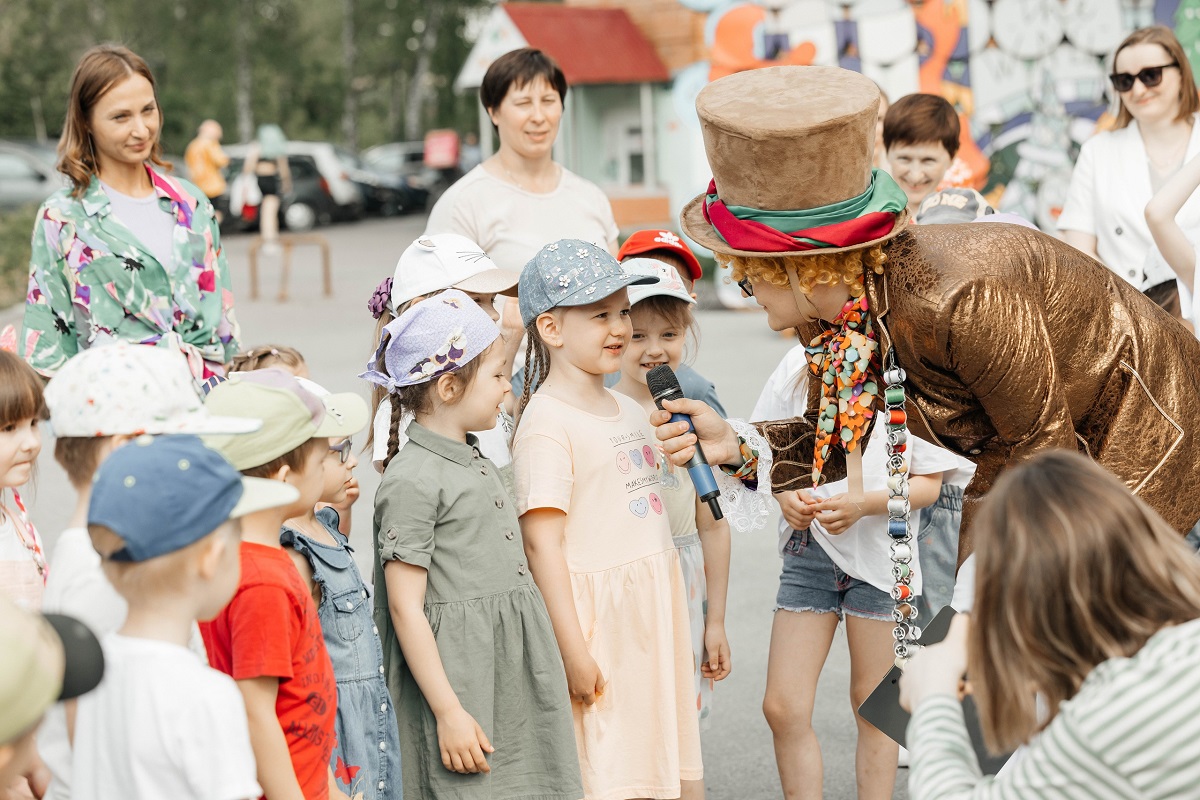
[363,140,463,211]
[362,141,429,182]
[335,148,426,216]
[0,140,66,211]
[224,141,365,232]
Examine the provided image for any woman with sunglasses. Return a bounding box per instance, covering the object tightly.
[1060,26,1200,299]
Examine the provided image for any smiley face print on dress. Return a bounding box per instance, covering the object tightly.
[643,445,656,469]
[629,497,649,518]
[629,448,644,469]
[616,451,631,473]
[648,493,663,515]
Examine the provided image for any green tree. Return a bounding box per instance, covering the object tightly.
[0,0,487,151]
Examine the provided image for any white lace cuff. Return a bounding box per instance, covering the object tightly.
[714,418,775,533]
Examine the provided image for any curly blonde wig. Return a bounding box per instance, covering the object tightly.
[721,244,887,298]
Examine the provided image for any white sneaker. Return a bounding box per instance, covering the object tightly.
[898,746,910,768]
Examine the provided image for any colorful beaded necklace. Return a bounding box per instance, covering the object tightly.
[804,293,880,486]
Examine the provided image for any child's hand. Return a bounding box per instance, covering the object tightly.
[436,706,494,774]
[701,621,732,681]
[812,493,866,534]
[776,488,818,531]
[564,652,607,706]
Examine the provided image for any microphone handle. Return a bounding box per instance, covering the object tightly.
[668,411,723,519]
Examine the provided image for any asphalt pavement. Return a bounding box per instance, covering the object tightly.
[3,215,909,799]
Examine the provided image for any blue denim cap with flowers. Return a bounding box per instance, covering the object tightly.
[359,289,501,391]
[88,434,300,563]
[518,239,657,326]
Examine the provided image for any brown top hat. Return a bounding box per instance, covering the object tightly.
[681,66,909,257]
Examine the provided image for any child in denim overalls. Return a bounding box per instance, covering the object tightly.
[282,378,402,800]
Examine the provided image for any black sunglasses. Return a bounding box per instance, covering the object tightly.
[1109,62,1179,93]
[738,277,754,298]
[328,437,353,464]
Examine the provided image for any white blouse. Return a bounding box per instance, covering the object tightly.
[1058,114,1200,289]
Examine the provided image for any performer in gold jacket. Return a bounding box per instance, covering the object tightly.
[654,65,1200,563]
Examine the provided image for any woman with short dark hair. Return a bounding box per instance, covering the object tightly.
[21,44,239,380]
[426,48,619,321]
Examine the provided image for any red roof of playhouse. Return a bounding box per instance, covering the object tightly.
[503,3,670,85]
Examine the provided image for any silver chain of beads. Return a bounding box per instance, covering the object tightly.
[884,348,920,665]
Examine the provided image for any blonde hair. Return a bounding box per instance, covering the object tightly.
[720,244,886,299]
[90,521,238,603]
[514,320,553,435]
[969,450,1200,753]
[228,344,306,375]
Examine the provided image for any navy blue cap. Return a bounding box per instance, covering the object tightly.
[88,435,299,562]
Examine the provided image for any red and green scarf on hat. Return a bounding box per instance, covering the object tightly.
[702,169,907,253]
[699,171,902,483]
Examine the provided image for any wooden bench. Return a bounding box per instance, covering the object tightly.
[247,233,332,302]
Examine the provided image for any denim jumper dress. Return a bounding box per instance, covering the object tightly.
[283,508,402,799]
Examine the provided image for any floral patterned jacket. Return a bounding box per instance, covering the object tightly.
[20,166,239,378]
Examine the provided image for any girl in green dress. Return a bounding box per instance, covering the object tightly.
[363,289,581,799]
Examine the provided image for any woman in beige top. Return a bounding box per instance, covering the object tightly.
[426,48,619,331]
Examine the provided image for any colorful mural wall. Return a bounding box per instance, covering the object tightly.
[671,0,1200,231]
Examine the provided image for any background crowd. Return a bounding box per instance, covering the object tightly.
[3,21,1200,800]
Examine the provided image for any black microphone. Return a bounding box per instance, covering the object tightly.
[646,365,723,521]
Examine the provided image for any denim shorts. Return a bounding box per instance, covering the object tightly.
[914,483,963,622]
[776,529,892,621]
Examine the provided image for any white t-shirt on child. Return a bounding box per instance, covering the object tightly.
[43,528,127,632]
[39,527,129,800]
[41,537,210,800]
[72,634,260,800]
[752,344,969,594]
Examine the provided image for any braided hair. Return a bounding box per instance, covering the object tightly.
[228,344,306,374]
[513,321,551,434]
[364,310,395,456]
[384,391,404,470]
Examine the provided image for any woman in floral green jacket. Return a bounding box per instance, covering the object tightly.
[21,45,239,380]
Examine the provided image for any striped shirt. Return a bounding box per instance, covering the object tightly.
[908,618,1200,799]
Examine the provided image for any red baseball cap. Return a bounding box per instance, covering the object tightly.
[617,229,703,281]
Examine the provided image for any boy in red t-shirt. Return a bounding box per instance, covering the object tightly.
[200,369,368,800]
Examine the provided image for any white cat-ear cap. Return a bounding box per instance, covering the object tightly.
[390,233,518,311]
